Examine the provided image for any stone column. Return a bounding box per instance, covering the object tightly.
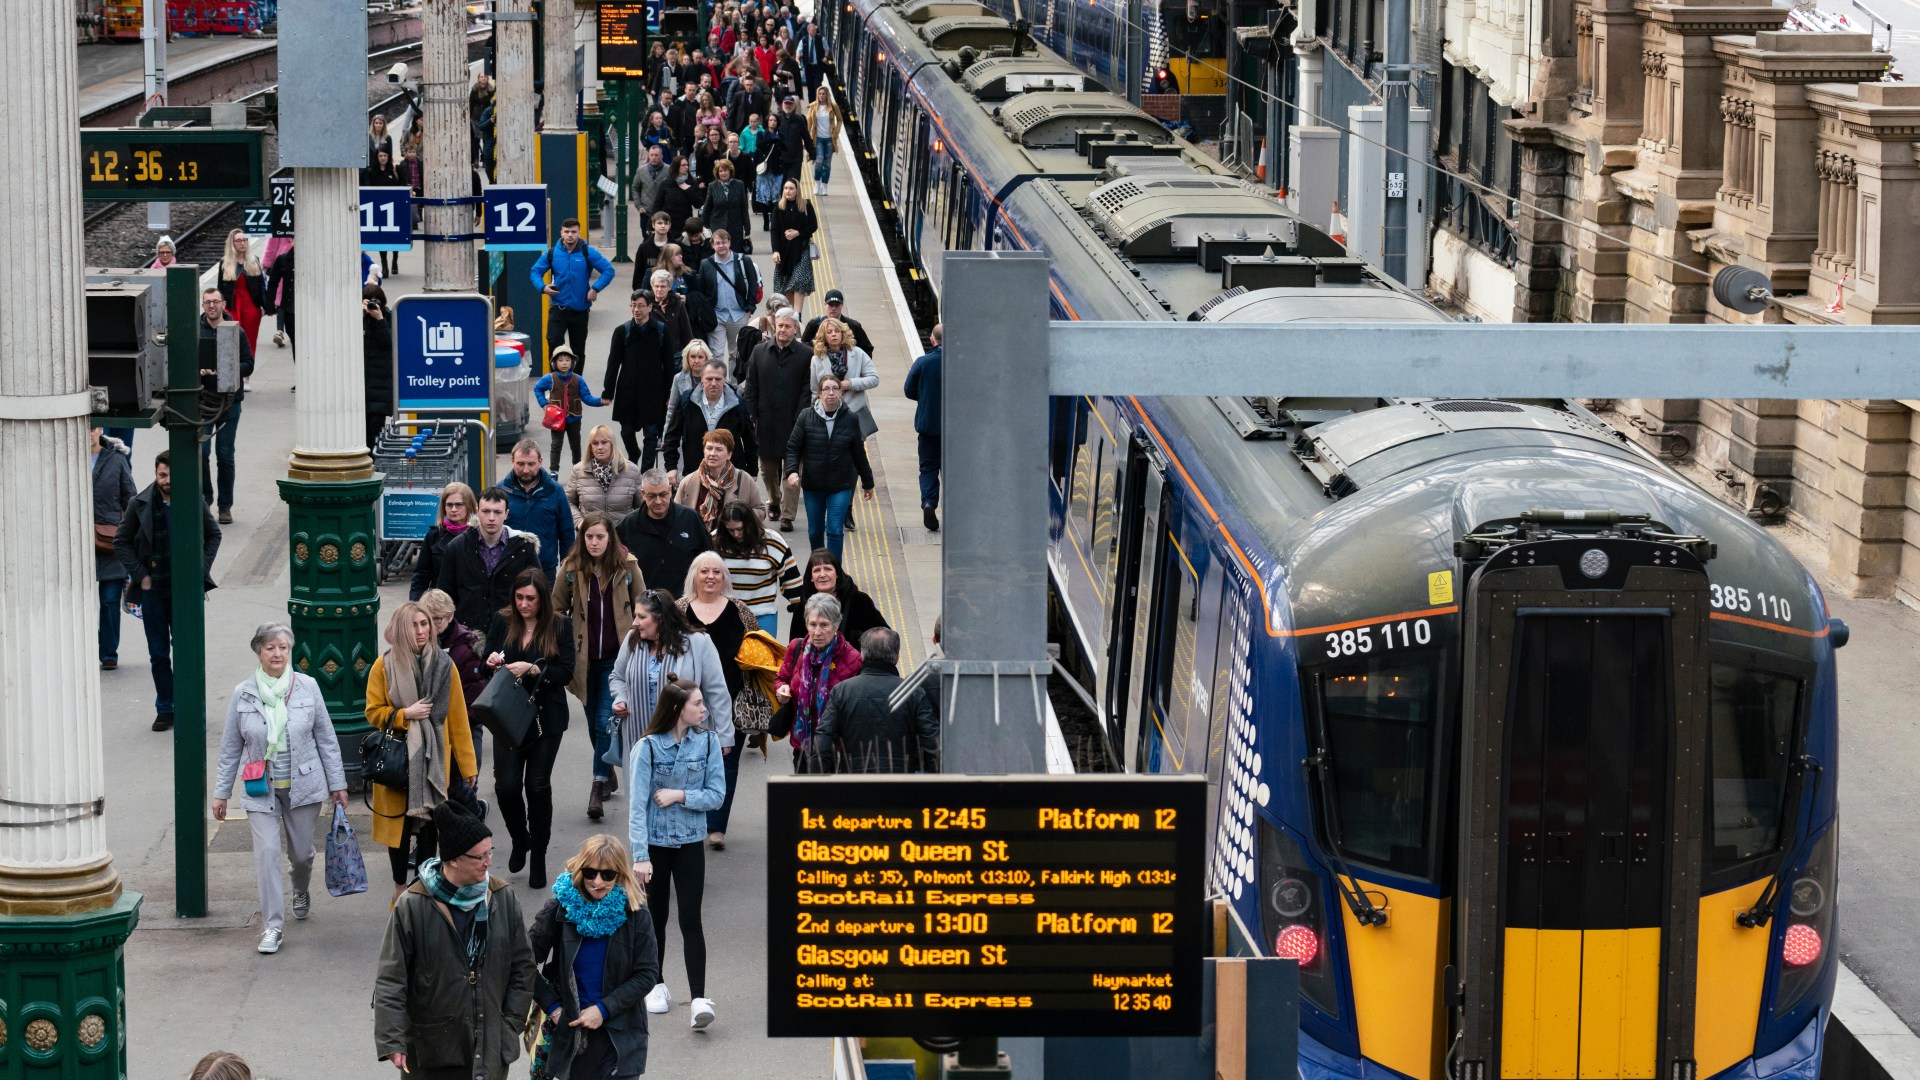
[1827,400,1910,596]
[544,0,578,135]
[0,0,141,1073]
[425,0,476,291]
[280,168,381,762]
[493,0,541,351]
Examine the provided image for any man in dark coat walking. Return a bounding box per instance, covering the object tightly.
[373,802,535,1080]
[739,308,811,528]
[601,290,679,469]
[663,358,757,478]
[810,629,939,773]
[114,448,221,731]
[437,487,542,646]
[902,323,942,532]
[616,470,712,598]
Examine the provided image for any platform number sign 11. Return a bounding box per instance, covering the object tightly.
[359,187,412,251]
[484,184,550,251]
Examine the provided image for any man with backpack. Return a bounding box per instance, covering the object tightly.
[688,228,762,371]
[528,218,616,379]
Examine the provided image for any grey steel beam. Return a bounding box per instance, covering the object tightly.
[940,252,1053,774]
[1045,321,1920,398]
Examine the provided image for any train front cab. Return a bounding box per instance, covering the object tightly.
[1278,529,1836,1080]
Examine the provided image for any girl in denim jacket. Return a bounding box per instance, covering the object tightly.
[627,677,726,1030]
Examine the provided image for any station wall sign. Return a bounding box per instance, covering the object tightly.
[268,175,296,238]
[483,185,550,252]
[80,128,265,202]
[765,775,1206,1037]
[392,293,493,412]
[360,186,412,251]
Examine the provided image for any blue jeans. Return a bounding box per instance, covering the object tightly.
[200,398,242,509]
[814,137,833,185]
[587,658,617,781]
[141,586,174,715]
[917,432,941,509]
[757,613,778,636]
[710,729,743,834]
[804,487,854,560]
[99,580,125,664]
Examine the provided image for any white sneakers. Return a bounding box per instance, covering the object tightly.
[290,891,311,921]
[257,927,282,954]
[690,997,716,1030]
[645,983,672,1014]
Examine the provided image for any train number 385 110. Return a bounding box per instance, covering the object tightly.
[1324,618,1433,658]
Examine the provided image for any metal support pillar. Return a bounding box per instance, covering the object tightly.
[164,265,210,917]
[0,2,141,1063]
[1381,0,1412,282]
[1125,0,1146,104]
[939,253,1052,774]
[142,0,169,234]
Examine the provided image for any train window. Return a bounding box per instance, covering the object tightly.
[1310,658,1442,879]
[1706,665,1803,869]
[1156,549,1202,770]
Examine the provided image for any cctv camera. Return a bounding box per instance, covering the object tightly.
[387,62,409,84]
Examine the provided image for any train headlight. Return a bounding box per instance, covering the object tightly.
[1782,924,1822,967]
[1788,875,1826,919]
[1275,925,1320,966]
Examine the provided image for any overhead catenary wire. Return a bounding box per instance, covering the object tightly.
[1128,14,1729,287]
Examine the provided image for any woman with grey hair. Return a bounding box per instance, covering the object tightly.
[213,623,348,955]
[773,591,861,773]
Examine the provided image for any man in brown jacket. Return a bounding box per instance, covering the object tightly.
[373,802,535,1079]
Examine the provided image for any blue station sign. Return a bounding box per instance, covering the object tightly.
[483,184,551,251]
[360,186,413,251]
[392,293,493,412]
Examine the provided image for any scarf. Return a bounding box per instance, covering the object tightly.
[418,857,491,968]
[552,872,631,939]
[697,465,735,525]
[443,519,468,537]
[385,645,455,819]
[825,349,849,382]
[254,667,293,760]
[588,459,618,492]
[794,640,838,745]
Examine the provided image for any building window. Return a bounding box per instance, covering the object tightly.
[1434,62,1519,265]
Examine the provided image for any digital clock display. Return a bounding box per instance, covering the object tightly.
[766,775,1205,1037]
[80,129,265,202]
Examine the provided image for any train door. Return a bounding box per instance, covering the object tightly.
[1113,448,1168,769]
[1454,537,1710,1080]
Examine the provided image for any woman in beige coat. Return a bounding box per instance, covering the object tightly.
[551,512,646,821]
[565,424,646,525]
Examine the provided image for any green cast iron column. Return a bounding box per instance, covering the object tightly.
[279,476,383,780]
[0,896,142,1078]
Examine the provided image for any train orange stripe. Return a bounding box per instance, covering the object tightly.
[1709,612,1830,638]
[1289,606,1460,637]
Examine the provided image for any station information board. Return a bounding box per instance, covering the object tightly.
[597,2,649,80]
[81,128,265,202]
[766,776,1206,1037]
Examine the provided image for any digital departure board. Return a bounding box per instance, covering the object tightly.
[766,776,1206,1037]
[80,128,266,202]
[597,3,649,80]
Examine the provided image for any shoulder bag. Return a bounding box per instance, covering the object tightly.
[358,724,409,791]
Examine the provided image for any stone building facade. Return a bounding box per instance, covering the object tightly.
[1423,0,1920,605]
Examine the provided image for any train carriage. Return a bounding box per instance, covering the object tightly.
[820,3,1844,1077]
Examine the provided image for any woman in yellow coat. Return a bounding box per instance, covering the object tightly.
[366,601,478,901]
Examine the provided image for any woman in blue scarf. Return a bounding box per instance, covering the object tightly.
[530,835,660,1078]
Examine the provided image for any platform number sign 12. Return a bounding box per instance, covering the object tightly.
[359,187,412,251]
[268,175,296,238]
[483,184,550,251]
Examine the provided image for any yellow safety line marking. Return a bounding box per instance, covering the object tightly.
[801,168,915,670]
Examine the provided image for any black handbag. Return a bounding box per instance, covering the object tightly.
[471,667,541,749]
[768,699,797,740]
[358,725,409,791]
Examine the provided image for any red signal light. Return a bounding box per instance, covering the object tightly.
[1274,924,1320,966]
[1783,923,1822,967]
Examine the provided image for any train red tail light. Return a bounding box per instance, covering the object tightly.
[1782,923,1822,967]
[1274,924,1320,966]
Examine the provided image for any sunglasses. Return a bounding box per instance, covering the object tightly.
[580,867,620,883]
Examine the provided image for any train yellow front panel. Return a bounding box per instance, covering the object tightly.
[1502,928,1582,1079]
[1574,928,1661,1078]
[1695,880,1771,1078]
[1341,885,1447,1080]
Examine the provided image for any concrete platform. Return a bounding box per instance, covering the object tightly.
[101,121,937,1076]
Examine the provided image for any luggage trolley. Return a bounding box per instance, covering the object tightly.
[375,424,467,583]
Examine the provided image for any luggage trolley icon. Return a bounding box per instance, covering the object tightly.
[418,317,465,365]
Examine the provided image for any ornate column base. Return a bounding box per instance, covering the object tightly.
[0,856,120,918]
[0,892,141,1078]
[279,476,383,781]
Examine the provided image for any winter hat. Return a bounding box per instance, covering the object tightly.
[432,800,493,864]
[156,235,176,251]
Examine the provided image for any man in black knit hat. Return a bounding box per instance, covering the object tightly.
[374,802,535,1079]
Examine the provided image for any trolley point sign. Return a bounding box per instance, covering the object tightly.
[392,293,493,412]
[765,775,1206,1037]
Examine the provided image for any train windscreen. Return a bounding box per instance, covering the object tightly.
[1707,664,1803,870]
[1312,660,1443,880]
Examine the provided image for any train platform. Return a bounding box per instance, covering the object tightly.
[76,34,277,119]
[97,129,942,1076]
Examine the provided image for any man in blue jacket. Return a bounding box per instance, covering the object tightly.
[902,324,942,532]
[504,438,575,579]
[529,218,616,379]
